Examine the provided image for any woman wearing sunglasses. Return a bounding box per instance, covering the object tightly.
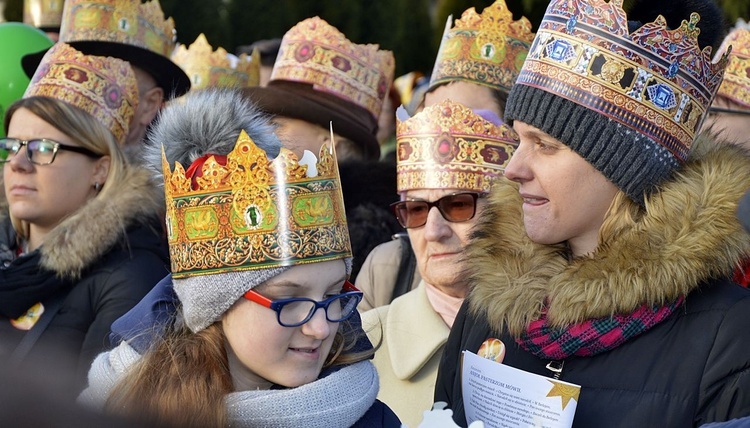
[78,89,400,428]
[359,98,519,427]
[436,0,750,425]
[0,43,169,392]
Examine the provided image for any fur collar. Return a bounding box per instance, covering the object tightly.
[467,134,750,337]
[40,165,164,279]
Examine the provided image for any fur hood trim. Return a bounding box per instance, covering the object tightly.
[40,165,163,279]
[467,134,750,336]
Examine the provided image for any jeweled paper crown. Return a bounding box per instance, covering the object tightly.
[715,20,750,108]
[430,0,534,93]
[59,0,176,58]
[516,0,729,162]
[163,130,352,278]
[24,0,65,29]
[396,99,518,193]
[171,34,260,90]
[271,17,395,120]
[25,42,138,144]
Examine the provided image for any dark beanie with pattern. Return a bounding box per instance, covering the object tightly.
[505,0,727,204]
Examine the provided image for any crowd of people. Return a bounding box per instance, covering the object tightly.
[1,0,749,426]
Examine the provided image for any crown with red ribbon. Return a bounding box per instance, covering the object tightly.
[270,17,395,120]
[24,42,138,143]
[172,34,260,90]
[715,20,750,108]
[430,0,534,93]
[396,99,518,193]
[163,130,351,278]
[516,0,729,162]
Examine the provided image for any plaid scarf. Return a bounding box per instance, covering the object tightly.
[517,296,684,360]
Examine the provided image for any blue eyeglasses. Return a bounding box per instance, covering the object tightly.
[244,281,363,327]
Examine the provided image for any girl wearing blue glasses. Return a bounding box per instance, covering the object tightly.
[78,89,399,428]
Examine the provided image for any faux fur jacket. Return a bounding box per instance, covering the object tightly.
[0,165,170,392]
[435,134,750,427]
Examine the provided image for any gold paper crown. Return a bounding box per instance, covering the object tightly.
[59,0,176,57]
[429,0,534,93]
[517,0,729,162]
[163,130,352,278]
[271,17,395,119]
[24,0,65,29]
[25,42,138,144]
[171,34,260,90]
[715,20,750,108]
[396,99,518,193]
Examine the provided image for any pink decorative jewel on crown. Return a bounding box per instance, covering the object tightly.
[516,0,729,162]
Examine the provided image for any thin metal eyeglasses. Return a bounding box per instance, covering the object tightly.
[0,138,101,166]
[390,192,484,229]
[243,280,363,327]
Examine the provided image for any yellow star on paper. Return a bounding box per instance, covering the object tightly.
[546,380,580,411]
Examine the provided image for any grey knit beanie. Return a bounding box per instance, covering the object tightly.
[504,0,727,204]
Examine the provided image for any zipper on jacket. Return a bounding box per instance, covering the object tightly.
[546,360,564,380]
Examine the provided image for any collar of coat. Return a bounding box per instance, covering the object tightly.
[39,165,164,279]
[467,133,750,337]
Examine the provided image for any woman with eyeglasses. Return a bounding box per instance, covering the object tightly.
[78,88,400,428]
[357,98,519,427]
[0,43,169,393]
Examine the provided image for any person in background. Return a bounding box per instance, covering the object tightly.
[236,38,281,87]
[362,99,518,427]
[436,0,750,425]
[172,33,261,91]
[21,0,191,158]
[78,88,400,428]
[0,43,169,394]
[357,0,533,310]
[700,20,750,287]
[702,19,750,150]
[23,0,63,41]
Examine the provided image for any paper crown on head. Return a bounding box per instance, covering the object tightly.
[25,42,138,143]
[24,0,64,30]
[514,0,728,164]
[270,17,395,120]
[163,129,352,278]
[715,20,750,108]
[396,99,518,193]
[430,0,534,93]
[172,34,260,90]
[53,0,191,96]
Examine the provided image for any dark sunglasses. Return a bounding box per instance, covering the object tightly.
[390,192,483,229]
[0,138,101,166]
[244,280,362,328]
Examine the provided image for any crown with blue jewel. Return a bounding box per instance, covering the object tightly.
[516,0,729,161]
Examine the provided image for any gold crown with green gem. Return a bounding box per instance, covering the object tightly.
[396,99,518,193]
[171,34,260,90]
[429,0,534,93]
[163,130,351,278]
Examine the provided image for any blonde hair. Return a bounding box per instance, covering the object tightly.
[106,310,374,427]
[4,97,127,240]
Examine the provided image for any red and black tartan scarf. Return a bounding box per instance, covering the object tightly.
[516,296,685,360]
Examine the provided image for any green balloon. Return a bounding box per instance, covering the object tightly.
[0,22,53,137]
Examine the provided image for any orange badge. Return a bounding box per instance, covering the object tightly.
[10,302,45,331]
[477,338,506,363]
